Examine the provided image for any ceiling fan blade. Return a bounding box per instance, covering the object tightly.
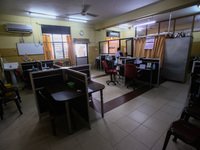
[87,13,98,17]
[82,5,90,12]
[66,13,81,16]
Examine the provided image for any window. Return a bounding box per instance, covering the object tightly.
[42,25,70,60]
[147,23,159,35]
[175,16,193,34]
[136,25,146,37]
[194,14,200,32]
[160,20,174,34]
[106,30,120,40]
[100,41,108,53]
[109,40,119,53]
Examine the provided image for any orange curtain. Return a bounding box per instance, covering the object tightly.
[66,35,75,66]
[133,38,146,57]
[133,35,169,66]
[42,35,53,60]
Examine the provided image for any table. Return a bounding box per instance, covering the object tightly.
[88,79,105,118]
[136,67,154,88]
[45,84,84,134]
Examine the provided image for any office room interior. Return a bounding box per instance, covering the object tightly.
[1,0,200,150]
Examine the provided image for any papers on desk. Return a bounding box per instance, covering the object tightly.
[139,64,146,69]
[88,87,93,93]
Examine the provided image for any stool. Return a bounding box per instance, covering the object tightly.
[162,120,200,150]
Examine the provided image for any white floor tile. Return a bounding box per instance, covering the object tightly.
[115,116,140,133]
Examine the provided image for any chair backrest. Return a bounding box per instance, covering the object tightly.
[0,80,7,93]
[55,62,63,66]
[15,69,25,81]
[102,61,108,73]
[125,64,138,79]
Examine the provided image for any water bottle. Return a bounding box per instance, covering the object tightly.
[153,63,156,70]
[32,65,35,71]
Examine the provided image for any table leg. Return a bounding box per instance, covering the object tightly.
[100,90,104,118]
[65,102,72,134]
[150,70,153,88]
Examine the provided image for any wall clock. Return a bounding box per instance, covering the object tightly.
[79,30,84,36]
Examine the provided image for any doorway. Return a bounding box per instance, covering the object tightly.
[75,43,88,65]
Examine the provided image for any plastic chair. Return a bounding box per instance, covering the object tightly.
[15,69,29,90]
[102,61,118,85]
[125,64,140,90]
[180,104,200,121]
[0,79,21,103]
[162,120,200,150]
[0,84,23,119]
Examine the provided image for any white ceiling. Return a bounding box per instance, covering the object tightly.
[0,0,199,27]
[0,0,163,24]
[118,5,200,28]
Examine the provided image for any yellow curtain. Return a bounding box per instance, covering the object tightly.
[42,35,53,60]
[133,38,146,57]
[66,35,75,66]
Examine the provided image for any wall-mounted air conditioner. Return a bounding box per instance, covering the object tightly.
[5,23,33,33]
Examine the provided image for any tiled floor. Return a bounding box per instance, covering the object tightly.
[0,69,199,150]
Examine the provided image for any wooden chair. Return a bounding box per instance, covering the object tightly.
[102,61,118,85]
[162,120,200,150]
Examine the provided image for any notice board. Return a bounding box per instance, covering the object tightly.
[17,43,44,55]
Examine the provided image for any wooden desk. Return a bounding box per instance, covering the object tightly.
[88,80,105,118]
[45,84,84,134]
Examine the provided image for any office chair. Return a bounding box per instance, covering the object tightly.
[125,64,140,90]
[162,120,200,150]
[102,61,118,85]
[0,84,23,119]
[55,61,63,66]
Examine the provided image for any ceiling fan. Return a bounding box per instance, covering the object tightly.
[66,0,98,17]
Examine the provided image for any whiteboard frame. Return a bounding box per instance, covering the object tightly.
[17,43,44,55]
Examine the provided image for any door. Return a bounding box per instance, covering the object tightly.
[75,43,88,65]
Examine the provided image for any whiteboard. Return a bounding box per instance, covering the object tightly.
[17,43,44,55]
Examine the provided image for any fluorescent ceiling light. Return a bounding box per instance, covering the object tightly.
[134,21,156,27]
[118,24,131,28]
[29,12,56,18]
[69,18,87,23]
